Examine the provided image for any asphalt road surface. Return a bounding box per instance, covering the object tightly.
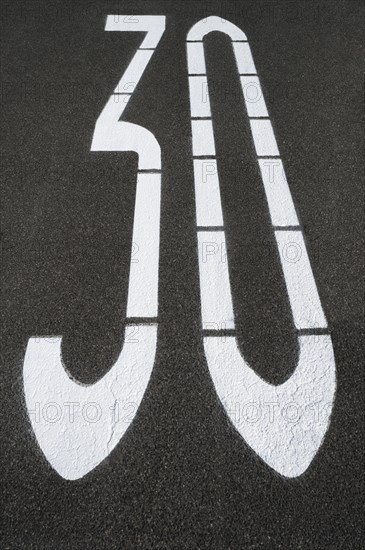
[1,0,364,548]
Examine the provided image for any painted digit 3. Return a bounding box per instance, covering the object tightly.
[187,16,336,477]
[23,16,165,480]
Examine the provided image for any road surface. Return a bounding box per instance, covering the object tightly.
[1,0,364,548]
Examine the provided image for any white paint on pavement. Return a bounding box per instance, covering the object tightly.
[24,326,157,480]
[22,13,336,481]
[250,119,280,157]
[233,42,257,74]
[187,42,206,74]
[105,15,165,49]
[198,231,235,330]
[113,49,154,94]
[191,120,216,156]
[204,334,336,478]
[240,76,268,117]
[23,15,165,480]
[189,76,211,118]
[258,159,299,226]
[194,159,224,227]
[91,94,161,170]
[187,16,336,477]
[187,16,247,42]
[126,173,161,318]
[275,230,327,329]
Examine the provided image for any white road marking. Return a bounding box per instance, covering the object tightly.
[105,15,166,49]
[91,94,161,170]
[24,326,157,480]
[194,159,224,227]
[189,76,211,118]
[258,159,299,226]
[191,120,216,156]
[204,334,336,478]
[198,231,235,330]
[23,15,165,480]
[250,119,280,157]
[114,49,154,94]
[127,173,161,318]
[187,16,247,42]
[240,76,268,117]
[187,42,206,74]
[233,42,257,74]
[187,16,336,477]
[22,13,336,480]
[275,230,327,329]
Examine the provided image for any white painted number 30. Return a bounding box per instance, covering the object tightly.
[23,16,336,480]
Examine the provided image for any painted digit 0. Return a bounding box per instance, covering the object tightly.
[23,16,165,480]
[187,16,336,477]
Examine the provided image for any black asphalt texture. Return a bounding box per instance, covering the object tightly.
[1,0,364,548]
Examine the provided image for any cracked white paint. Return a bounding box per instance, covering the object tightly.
[187,16,336,477]
[24,326,157,480]
[23,15,165,480]
[205,334,335,478]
